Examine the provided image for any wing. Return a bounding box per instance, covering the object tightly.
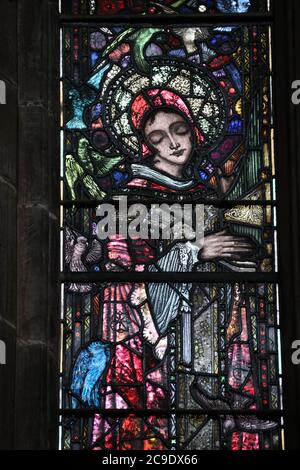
[237,416,278,432]
[65,226,75,265]
[86,239,103,264]
[70,349,91,408]
[77,138,122,177]
[81,342,110,407]
[77,137,94,173]
[130,28,162,74]
[91,153,123,178]
[65,155,84,201]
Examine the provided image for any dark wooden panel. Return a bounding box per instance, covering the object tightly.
[18,0,49,105]
[0,0,18,451]
[0,0,18,84]
[0,81,18,184]
[13,0,60,450]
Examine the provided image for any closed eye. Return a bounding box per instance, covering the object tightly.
[147,131,165,145]
[172,122,190,136]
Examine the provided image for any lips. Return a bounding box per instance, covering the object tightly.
[171,149,185,157]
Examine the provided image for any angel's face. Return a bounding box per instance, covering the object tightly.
[144,110,193,175]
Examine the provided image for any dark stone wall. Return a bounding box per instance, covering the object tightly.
[0,0,18,450]
[0,0,60,450]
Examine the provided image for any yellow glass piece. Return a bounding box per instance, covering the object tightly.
[235,98,242,115]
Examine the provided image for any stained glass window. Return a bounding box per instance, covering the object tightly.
[59,0,283,450]
[61,0,271,16]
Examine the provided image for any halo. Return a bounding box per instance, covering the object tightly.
[102,59,227,159]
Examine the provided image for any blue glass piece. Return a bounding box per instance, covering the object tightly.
[66,87,97,130]
[199,170,209,181]
[113,171,129,185]
[216,0,251,13]
[228,117,243,134]
[226,63,242,93]
[169,49,186,58]
[91,52,100,67]
[87,63,110,90]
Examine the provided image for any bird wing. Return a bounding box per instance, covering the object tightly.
[130,28,162,74]
[65,155,84,201]
[86,239,103,264]
[70,349,91,408]
[65,226,75,265]
[91,153,123,178]
[81,342,110,407]
[77,137,94,173]
[237,416,278,432]
[77,137,122,177]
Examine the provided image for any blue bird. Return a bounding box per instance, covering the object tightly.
[66,85,97,130]
[70,341,110,408]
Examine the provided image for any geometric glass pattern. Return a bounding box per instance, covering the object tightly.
[60,0,283,450]
[61,1,270,16]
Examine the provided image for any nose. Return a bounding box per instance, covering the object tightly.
[168,134,180,150]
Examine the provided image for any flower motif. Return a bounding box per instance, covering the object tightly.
[97,0,125,15]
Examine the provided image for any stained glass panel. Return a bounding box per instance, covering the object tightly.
[60,4,283,452]
[61,0,271,16]
[62,205,277,273]
[61,24,274,203]
[60,282,283,450]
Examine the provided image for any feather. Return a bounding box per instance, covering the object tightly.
[86,239,103,264]
[77,138,94,173]
[130,28,162,74]
[71,341,110,408]
[65,155,84,201]
[82,174,106,200]
[199,43,216,63]
[70,348,91,408]
[66,154,106,201]
[77,137,123,178]
[65,226,75,264]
